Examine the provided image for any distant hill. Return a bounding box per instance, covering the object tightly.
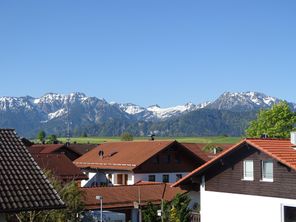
[0,91,294,138]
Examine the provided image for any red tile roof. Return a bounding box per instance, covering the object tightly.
[81,183,185,210]
[173,138,296,187]
[28,144,65,154]
[74,140,209,171]
[74,141,176,170]
[31,153,88,181]
[67,144,97,156]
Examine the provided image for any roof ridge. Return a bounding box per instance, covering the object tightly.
[246,138,290,141]
[81,183,167,189]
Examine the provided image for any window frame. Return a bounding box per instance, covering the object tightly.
[281,203,296,222]
[162,174,169,183]
[242,159,254,181]
[148,175,156,182]
[261,159,274,182]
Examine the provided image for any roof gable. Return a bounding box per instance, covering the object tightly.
[0,129,65,213]
[74,141,176,170]
[173,138,296,187]
[31,153,88,181]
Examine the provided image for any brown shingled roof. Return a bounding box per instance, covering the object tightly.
[74,140,210,171]
[74,141,175,170]
[28,144,65,154]
[180,143,211,162]
[173,138,296,187]
[0,129,65,213]
[81,183,185,210]
[31,153,88,181]
[67,144,97,156]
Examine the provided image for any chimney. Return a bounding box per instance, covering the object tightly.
[291,132,296,146]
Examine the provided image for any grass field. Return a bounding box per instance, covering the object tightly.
[58,136,242,144]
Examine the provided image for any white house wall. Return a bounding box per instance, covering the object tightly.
[81,171,189,187]
[201,190,296,222]
[133,172,189,184]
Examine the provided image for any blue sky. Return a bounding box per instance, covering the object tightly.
[0,0,295,107]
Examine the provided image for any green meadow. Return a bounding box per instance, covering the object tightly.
[58,136,241,144]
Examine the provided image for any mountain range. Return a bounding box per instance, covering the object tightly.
[0,91,295,138]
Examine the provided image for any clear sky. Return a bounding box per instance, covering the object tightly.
[0,0,295,107]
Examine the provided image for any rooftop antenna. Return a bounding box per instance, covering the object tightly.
[66,103,70,145]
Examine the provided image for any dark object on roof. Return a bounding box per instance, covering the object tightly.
[0,129,65,213]
[31,153,88,182]
[81,183,185,210]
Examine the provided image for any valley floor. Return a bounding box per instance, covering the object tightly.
[58,136,241,144]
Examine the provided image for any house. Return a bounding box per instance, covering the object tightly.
[0,129,65,222]
[74,140,209,187]
[173,133,296,222]
[27,143,97,161]
[81,183,185,222]
[31,153,88,183]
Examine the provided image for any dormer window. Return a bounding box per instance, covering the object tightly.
[261,160,273,182]
[243,160,254,180]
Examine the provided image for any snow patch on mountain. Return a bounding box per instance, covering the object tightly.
[48,108,68,120]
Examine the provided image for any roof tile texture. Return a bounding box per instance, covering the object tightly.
[0,129,65,213]
[81,183,185,210]
[31,153,88,181]
[74,141,175,170]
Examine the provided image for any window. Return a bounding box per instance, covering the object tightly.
[282,205,296,222]
[176,174,182,181]
[162,174,169,183]
[243,160,254,180]
[148,175,156,182]
[262,160,273,181]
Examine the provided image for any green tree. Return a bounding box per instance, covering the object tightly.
[14,171,84,222]
[47,134,58,144]
[143,202,161,222]
[37,130,46,143]
[120,132,133,141]
[246,101,296,138]
[81,132,88,138]
[169,193,191,222]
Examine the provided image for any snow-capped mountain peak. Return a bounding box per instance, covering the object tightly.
[207,91,281,111]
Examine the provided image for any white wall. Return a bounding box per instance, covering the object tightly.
[81,171,133,187]
[201,190,296,222]
[133,172,189,184]
[81,172,111,187]
[81,171,189,187]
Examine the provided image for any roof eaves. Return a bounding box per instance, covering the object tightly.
[132,141,176,171]
[172,139,247,187]
[245,140,296,172]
